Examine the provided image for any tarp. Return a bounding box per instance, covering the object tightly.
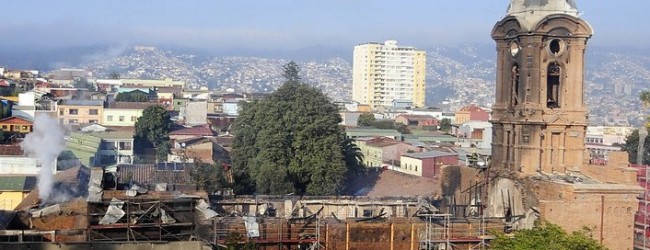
[195,199,218,219]
[87,168,104,202]
[126,183,148,197]
[243,216,260,238]
[99,198,125,225]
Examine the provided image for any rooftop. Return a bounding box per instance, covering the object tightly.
[170,124,215,137]
[404,150,458,159]
[0,116,33,125]
[106,101,159,110]
[0,175,37,191]
[507,0,581,31]
[365,137,403,148]
[60,100,104,106]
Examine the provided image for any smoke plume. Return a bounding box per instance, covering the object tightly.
[21,114,66,201]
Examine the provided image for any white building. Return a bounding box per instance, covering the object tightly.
[352,40,426,109]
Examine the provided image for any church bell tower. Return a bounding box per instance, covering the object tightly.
[491,0,593,176]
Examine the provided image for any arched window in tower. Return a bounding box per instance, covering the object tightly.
[511,64,520,108]
[547,63,562,108]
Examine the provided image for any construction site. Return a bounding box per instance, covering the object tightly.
[0,163,518,250]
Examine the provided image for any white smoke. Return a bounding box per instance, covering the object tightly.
[21,114,66,201]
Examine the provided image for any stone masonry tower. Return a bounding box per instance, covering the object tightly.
[491,0,593,176]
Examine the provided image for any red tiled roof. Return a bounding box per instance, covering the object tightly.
[0,145,24,156]
[0,116,33,125]
[365,137,402,148]
[458,104,486,112]
[170,124,215,136]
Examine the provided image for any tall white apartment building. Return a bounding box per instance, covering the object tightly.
[352,40,426,109]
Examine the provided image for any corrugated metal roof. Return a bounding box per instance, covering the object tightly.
[0,176,36,191]
[404,150,458,159]
[115,164,190,185]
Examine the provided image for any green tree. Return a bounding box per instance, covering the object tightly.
[491,222,606,250]
[109,71,121,79]
[341,137,365,177]
[439,118,452,132]
[622,129,650,165]
[231,61,356,195]
[357,113,376,127]
[115,91,149,102]
[186,160,230,193]
[134,105,172,162]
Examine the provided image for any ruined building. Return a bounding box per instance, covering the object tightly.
[488,0,643,249]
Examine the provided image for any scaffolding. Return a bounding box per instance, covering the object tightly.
[86,198,198,242]
[208,216,323,249]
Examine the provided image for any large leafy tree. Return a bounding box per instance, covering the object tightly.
[491,222,606,250]
[134,105,173,162]
[357,113,376,127]
[623,129,650,165]
[439,118,452,133]
[115,91,149,102]
[231,61,358,195]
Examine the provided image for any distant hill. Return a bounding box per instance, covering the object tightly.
[1,44,648,126]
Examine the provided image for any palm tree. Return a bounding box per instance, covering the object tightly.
[341,138,365,176]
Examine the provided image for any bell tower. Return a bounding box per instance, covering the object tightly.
[491,0,593,176]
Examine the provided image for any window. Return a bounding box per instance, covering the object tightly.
[107,116,113,121]
[59,109,64,115]
[131,116,136,122]
[89,109,98,115]
[69,109,78,115]
[69,119,78,124]
[89,120,98,124]
[119,116,125,122]
[547,63,561,108]
[511,64,520,108]
[1,125,7,130]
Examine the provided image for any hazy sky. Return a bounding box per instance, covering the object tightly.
[1,0,648,52]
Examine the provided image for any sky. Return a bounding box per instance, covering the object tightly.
[0,0,649,52]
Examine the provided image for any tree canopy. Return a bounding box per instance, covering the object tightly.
[115,91,150,102]
[490,222,606,250]
[134,105,173,161]
[439,118,452,133]
[231,61,362,195]
[622,129,650,165]
[357,113,376,127]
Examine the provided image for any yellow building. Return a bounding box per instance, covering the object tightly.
[353,40,426,109]
[58,100,104,124]
[0,176,36,210]
[0,116,33,134]
[102,102,159,127]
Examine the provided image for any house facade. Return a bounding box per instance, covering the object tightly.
[399,150,458,178]
[102,102,159,127]
[58,100,104,124]
[0,116,33,134]
[358,137,418,168]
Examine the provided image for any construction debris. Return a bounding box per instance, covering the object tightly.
[196,199,217,219]
[98,198,125,225]
[242,216,260,238]
[31,204,61,218]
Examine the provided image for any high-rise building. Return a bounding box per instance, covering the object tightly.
[352,40,426,109]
